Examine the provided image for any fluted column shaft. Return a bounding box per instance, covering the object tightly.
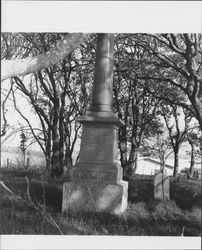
[91,33,114,113]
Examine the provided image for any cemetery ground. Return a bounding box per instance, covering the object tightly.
[0,167,201,236]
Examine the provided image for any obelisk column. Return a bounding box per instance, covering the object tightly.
[62,33,128,215]
[91,33,114,113]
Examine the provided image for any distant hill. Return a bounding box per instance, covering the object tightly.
[1,146,44,158]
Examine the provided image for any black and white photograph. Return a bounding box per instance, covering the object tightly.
[0,1,201,250]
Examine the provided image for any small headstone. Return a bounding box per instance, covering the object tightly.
[154,169,161,175]
[154,172,170,200]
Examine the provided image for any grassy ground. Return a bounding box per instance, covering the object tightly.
[0,168,201,236]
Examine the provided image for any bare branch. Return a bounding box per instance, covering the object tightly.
[1,33,90,81]
[11,86,46,155]
[1,81,14,137]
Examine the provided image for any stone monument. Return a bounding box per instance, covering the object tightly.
[154,172,170,200]
[62,34,128,214]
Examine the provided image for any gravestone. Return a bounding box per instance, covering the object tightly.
[154,172,170,200]
[62,115,128,214]
[62,34,128,214]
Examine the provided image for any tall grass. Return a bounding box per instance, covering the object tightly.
[0,168,201,235]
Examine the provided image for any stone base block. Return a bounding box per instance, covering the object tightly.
[62,181,128,215]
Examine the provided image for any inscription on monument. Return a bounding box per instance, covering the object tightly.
[73,170,116,181]
[80,126,113,162]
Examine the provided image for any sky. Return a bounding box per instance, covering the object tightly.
[1,78,40,150]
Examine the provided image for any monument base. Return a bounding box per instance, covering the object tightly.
[62,181,128,215]
[62,113,128,215]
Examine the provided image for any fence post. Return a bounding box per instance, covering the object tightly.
[7,158,9,168]
[26,157,30,169]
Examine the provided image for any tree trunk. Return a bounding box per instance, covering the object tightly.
[59,116,65,172]
[64,124,73,171]
[51,99,62,178]
[46,154,51,171]
[127,147,139,177]
[173,147,179,177]
[45,128,52,170]
[194,99,202,131]
[189,80,202,131]
[118,126,128,174]
[51,130,61,178]
[119,140,128,177]
[159,154,165,173]
[189,142,195,177]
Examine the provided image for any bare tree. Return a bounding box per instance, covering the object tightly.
[113,34,162,177]
[187,129,201,178]
[161,105,188,177]
[3,33,93,178]
[143,132,173,173]
[131,34,202,129]
[1,81,13,137]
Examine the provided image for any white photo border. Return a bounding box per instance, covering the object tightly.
[1,1,202,250]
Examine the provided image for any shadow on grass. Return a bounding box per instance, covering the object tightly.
[30,180,63,211]
[2,179,63,212]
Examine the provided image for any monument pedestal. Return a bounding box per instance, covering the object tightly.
[62,181,128,214]
[62,113,128,214]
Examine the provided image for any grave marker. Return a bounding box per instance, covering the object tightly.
[62,34,128,214]
[154,172,170,200]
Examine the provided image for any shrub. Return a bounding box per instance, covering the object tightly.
[170,177,202,209]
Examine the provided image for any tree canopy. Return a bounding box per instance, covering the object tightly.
[1,33,201,178]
